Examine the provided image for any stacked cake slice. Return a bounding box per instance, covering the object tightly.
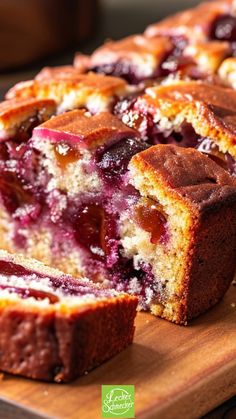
[0,250,137,382]
[126,145,236,323]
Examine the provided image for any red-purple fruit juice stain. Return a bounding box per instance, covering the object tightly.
[0,171,32,214]
[74,203,107,260]
[72,201,119,265]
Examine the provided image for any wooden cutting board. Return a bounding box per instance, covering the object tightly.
[0,284,236,419]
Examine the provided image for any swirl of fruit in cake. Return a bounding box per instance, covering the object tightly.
[0,107,235,325]
[117,80,236,176]
[120,144,236,324]
[0,97,56,244]
[30,109,145,191]
[5,72,129,114]
[0,110,148,277]
[0,250,137,382]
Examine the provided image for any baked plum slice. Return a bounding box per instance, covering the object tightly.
[210,14,236,42]
[96,137,148,185]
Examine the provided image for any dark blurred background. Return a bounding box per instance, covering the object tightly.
[0,0,201,95]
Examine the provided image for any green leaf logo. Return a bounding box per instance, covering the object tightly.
[101,385,135,418]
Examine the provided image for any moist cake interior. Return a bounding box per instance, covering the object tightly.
[0,105,235,311]
[0,114,172,308]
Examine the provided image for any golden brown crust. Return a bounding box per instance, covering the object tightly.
[0,295,137,382]
[130,144,236,209]
[89,35,173,67]
[185,201,236,321]
[0,98,56,125]
[130,144,236,324]
[5,80,35,101]
[35,65,87,81]
[33,109,139,149]
[5,72,127,103]
[145,0,233,42]
[146,80,236,109]
[139,81,236,157]
[184,41,231,73]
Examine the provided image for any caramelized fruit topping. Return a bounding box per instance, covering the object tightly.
[160,37,190,76]
[54,143,82,169]
[134,198,167,244]
[96,138,148,184]
[211,14,236,42]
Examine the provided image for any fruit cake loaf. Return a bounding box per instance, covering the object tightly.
[0,250,137,382]
[27,138,236,324]
[121,144,236,323]
[117,80,236,176]
[0,103,235,323]
[0,0,235,327]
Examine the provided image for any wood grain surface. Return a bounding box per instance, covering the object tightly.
[0,285,236,419]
